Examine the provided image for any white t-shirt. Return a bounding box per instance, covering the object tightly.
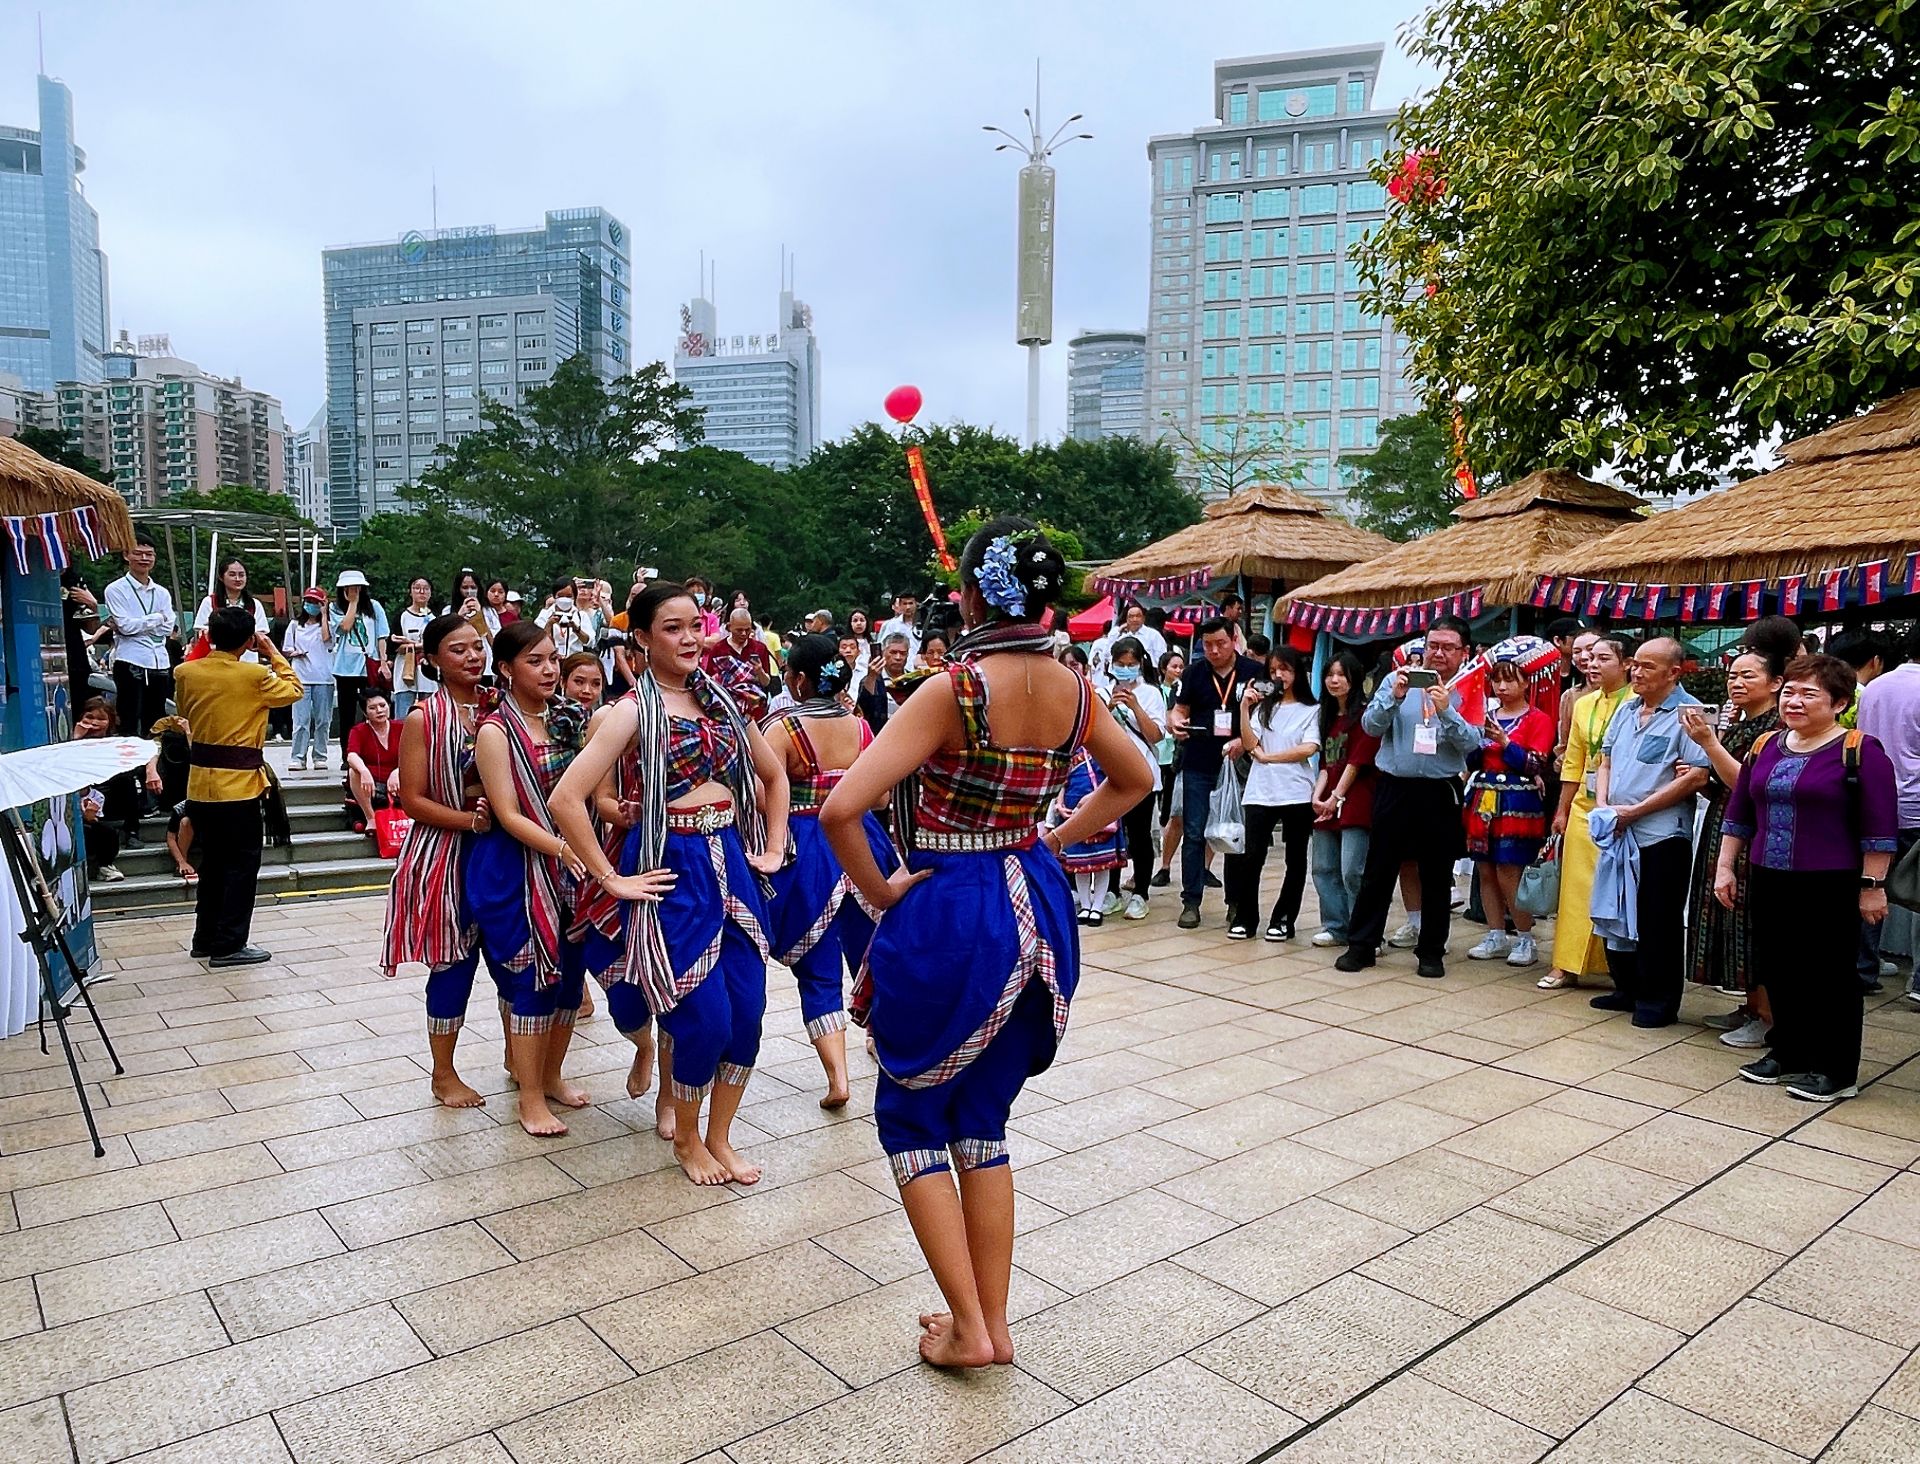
[193,595,270,662]
[536,601,602,659]
[1244,699,1321,806]
[396,606,435,692]
[1106,680,1168,792]
[285,618,332,686]
[1104,624,1168,669]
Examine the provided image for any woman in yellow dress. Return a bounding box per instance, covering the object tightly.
[1539,634,1632,989]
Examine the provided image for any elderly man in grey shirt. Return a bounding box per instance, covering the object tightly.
[1591,636,1713,1027]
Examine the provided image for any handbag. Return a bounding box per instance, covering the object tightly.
[1890,838,1920,913]
[1204,758,1246,856]
[1515,835,1562,918]
[372,806,412,859]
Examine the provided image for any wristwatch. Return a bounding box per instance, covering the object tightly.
[1861,876,1887,890]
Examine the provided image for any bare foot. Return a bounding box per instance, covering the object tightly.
[916,1312,996,1368]
[819,1086,850,1111]
[707,1137,762,1186]
[517,1094,569,1137]
[673,1133,731,1185]
[920,1311,1014,1364]
[655,1096,676,1142]
[578,988,596,1020]
[430,1071,485,1108]
[626,1033,656,1099]
[545,1079,592,1109]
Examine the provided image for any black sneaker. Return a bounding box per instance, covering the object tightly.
[1204,871,1223,888]
[1786,1073,1858,1103]
[1333,948,1376,973]
[1227,924,1251,941]
[1738,1056,1791,1085]
[1264,920,1295,943]
[1150,869,1170,888]
[1416,959,1446,980]
[1177,904,1201,930]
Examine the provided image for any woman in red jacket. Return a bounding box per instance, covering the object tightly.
[1464,653,1557,968]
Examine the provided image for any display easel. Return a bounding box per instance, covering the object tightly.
[2,809,120,1156]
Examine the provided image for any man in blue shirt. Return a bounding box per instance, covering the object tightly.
[1169,618,1264,929]
[1592,636,1712,1026]
[1336,616,1480,978]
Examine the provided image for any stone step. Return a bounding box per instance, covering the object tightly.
[91,854,396,920]
[105,828,376,879]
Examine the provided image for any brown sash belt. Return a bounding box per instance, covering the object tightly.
[189,743,265,771]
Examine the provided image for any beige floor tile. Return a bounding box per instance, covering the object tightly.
[1400,1067,1561,1123]
[1006,1084,1192,1153]
[584,1240,871,1373]
[710,1117,884,1192]
[0,1398,73,1464]
[1146,1091,1329,1158]
[1415,1283,1683,1438]
[1322,1148,1527,1233]
[1670,1076,1810,1136]
[1178,1195,1407,1305]
[1821,1082,1920,1143]
[1013,1131,1208,1214]
[395,1441,512,1464]
[1757,1140,1896,1194]
[979,1357,1299,1464]
[1137,1052,1304,1107]
[1025,1048,1178,1103]
[1484,1154,1685,1245]
[1839,1171,1920,1251]
[322,1156,579,1248]
[1615,1040,1747,1091]
[1797,1115,1920,1170]
[1458,1008,1598,1049]
[1644,1299,1904,1457]
[1878,1349,1920,1421]
[183,1020,371,1066]
[0,1203,176,1283]
[545,1130,684,1188]
[263,1105,494,1171]
[1194,1272,1461,1421]
[733,1357,1068,1464]
[15,1144,280,1228]
[284,1033,421,1071]
[0,1091,235,1157]
[1156,1137,1367,1223]
[0,1294,226,1413]
[1439,1104,1617,1175]
[396,1106,633,1180]
[0,1277,38,1342]
[1560,1216,1779,1332]
[1755,1226,1920,1346]
[101,1053,312,1107]
[217,1057,425,1113]
[1492,1036,1628,1085]
[1548,1388,1798,1463]
[1013,1259,1263,1403]
[1589,1111,1766,1185]
[1359,1207,1591,1319]
[1259,1026,1399,1074]
[480,1164,733,1260]
[164,1150,428,1239]
[645,1171,890,1270]
[1132,1022,1277,1068]
[275,1316,631,1464]
[40,1211,343,1326]
[1290,1098,1473,1168]
[1273,1373,1549,1463]
[127,1095,362,1165]
[1668,1162,1862,1254]
[397,1225,690,1353]
[777,1266,1063,1390]
[212,1222,512,1340]
[1821,1405,1920,1464]
[118,1414,293,1463]
[1347,1002,1482,1045]
[1015,1186,1235,1295]
[0,1134,138,1197]
[1253,1054,1432,1117]
[1580,1069,1701,1111]
[1533,1085,1664,1130]
[811,1208,932,1285]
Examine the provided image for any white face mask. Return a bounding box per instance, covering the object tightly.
[553,597,574,614]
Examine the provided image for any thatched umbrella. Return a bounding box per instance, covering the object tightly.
[1279,469,1644,631]
[0,435,136,555]
[1092,482,1394,600]
[1538,390,1920,615]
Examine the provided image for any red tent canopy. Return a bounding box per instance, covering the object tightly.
[1067,595,1114,641]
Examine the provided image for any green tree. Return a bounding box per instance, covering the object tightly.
[1151,411,1298,500]
[165,484,303,520]
[1362,0,1920,494]
[15,425,111,485]
[1347,414,1461,541]
[332,504,550,609]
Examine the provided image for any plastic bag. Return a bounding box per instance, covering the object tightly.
[1204,759,1246,856]
[373,806,412,859]
[1515,836,1561,918]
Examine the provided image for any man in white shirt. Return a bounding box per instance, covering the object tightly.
[104,535,177,737]
[877,590,922,669]
[536,577,601,659]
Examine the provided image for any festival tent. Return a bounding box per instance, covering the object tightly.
[1067,594,1115,641]
[1278,468,1644,637]
[1530,389,1920,624]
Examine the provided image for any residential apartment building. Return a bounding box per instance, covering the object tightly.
[286,406,330,528]
[1144,45,1416,508]
[673,289,821,469]
[1,74,111,391]
[1067,330,1148,442]
[321,208,631,531]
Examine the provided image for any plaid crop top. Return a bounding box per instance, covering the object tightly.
[916,662,1093,834]
[769,706,874,812]
[666,714,743,802]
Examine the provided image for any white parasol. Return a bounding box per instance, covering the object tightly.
[0,738,157,806]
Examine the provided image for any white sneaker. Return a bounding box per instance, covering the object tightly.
[1719,1017,1770,1049]
[1468,932,1513,961]
[93,864,125,883]
[1505,935,1538,968]
[1388,920,1421,949]
[1100,890,1124,916]
[1311,930,1341,947]
[1123,895,1149,921]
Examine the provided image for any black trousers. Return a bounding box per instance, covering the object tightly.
[84,819,120,872]
[1602,835,1693,1023]
[1230,802,1315,931]
[1752,865,1863,1086]
[112,661,173,739]
[335,674,367,758]
[1110,789,1158,900]
[188,797,263,957]
[1347,773,1464,961]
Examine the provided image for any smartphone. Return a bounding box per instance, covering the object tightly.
[1405,668,1440,690]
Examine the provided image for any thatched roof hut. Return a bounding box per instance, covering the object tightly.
[0,435,136,555]
[1278,469,1643,627]
[1092,482,1393,599]
[1539,390,1920,610]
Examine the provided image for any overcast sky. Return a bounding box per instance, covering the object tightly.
[4,1,1433,442]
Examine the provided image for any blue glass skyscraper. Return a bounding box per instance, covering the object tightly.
[0,75,111,391]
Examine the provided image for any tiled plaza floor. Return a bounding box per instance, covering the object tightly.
[3,892,1920,1463]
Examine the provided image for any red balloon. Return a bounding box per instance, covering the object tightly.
[884,385,923,424]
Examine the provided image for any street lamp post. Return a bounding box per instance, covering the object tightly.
[984,67,1091,449]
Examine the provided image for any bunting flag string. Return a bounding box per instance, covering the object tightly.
[3,518,32,575]
[0,506,111,575]
[35,514,69,574]
[1090,566,1216,599]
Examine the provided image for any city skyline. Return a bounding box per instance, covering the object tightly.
[0,3,1433,453]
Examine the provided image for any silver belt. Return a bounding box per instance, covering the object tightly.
[917,827,1037,853]
[666,803,734,835]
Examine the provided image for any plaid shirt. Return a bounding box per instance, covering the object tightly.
[917,663,1091,834]
[767,704,872,812]
[665,714,743,801]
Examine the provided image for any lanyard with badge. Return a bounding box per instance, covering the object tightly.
[1211,668,1237,737]
[1411,674,1442,756]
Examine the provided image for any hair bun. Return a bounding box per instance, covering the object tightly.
[1015,536,1066,611]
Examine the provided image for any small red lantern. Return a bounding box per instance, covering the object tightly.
[883,385,923,424]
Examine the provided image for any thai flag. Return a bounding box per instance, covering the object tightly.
[1584,581,1608,616]
[1705,583,1730,620]
[73,506,106,559]
[1531,576,1554,609]
[35,514,69,572]
[1821,568,1844,612]
[1644,584,1667,618]
[3,517,31,575]
[1862,561,1886,605]
[1612,583,1636,617]
[1742,582,1764,620]
[1780,575,1804,616]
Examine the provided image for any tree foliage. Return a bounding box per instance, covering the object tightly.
[1347,414,1461,541]
[1152,411,1299,499]
[15,425,111,485]
[1361,0,1920,494]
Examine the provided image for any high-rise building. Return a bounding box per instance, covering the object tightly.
[0,372,39,437]
[673,288,821,470]
[286,406,330,529]
[1067,330,1148,442]
[1145,45,1415,509]
[32,331,285,507]
[321,208,631,532]
[1,75,111,391]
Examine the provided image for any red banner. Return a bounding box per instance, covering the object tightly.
[903,444,956,574]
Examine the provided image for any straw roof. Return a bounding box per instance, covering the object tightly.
[1541,389,1920,587]
[1278,468,1644,610]
[0,435,136,552]
[1095,481,1394,588]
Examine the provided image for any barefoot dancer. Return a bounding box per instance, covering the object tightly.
[821,520,1149,1368]
[381,615,493,1108]
[468,621,595,1137]
[760,634,899,1109]
[552,582,789,1186]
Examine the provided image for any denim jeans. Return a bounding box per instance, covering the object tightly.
[1180,764,1243,910]
[292,679,337,764]
[391,690,419,723]
[1311,826,1369,942]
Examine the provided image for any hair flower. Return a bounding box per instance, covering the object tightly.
[973,535,1028,618]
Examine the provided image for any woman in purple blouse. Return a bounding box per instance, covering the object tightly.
[1717,654,1898,1103]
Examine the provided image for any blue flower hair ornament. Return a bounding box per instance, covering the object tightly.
[974,535,1029,618]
